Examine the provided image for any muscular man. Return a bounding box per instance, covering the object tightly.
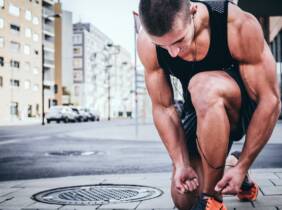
[137,0,281,209]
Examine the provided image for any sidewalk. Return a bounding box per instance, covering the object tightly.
[0,169,282,209]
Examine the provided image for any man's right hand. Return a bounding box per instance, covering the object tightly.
[174,165,199,194]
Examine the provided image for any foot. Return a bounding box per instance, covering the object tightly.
[191,193,227,210]
[230,151,259,201]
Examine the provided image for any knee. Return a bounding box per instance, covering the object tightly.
[188,76,225,118]
[171,182,196,210]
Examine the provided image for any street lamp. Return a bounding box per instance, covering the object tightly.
[105,64,112,120]
[42,13,60,126]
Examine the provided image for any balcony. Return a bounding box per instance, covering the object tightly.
[43,8,55,18]
[43,23,54,35]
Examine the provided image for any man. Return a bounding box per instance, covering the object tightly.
[137,0,280,209]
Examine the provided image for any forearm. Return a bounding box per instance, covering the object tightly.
[153,104,190,167]
[237,100,280,172]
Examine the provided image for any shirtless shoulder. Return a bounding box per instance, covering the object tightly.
[137,29,160,72]
[227,3,264,63]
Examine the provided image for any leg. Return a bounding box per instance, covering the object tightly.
[188,71,242,195]
[171,155,204,210]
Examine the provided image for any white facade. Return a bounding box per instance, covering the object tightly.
[61,10,73,104]
[72,22,134,119]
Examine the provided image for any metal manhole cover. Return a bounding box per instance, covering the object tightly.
[32,184,163,205]
[45,151,103,156]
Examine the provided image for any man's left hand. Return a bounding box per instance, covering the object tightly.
[215,166,246,195]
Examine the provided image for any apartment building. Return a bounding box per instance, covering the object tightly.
[0,0,42,123]
[42,0,57,110]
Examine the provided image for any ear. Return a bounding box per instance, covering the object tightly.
[189,2,198,16]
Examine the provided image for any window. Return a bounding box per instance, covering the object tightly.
[0,36,4,48]
[32,33,38,42]
[23,62,30,71]
[0,18,4,29]
[9,41,20,53]
[73,58,82,68]
[0,76,3,87]
[32,16,39,25]
[23,44,30,55]
[73,46,82,56]
[24,80,31,89]
[10,24,20,35]
[10,102,19,116]
[25,28,31,38]
[33,84,39,91]
[33,67,39,74]
[9,3,20,17]
[0,57,3,66]
[73,34,82,44]
[10,60,20,68]
[10,79,20,87]
[25,10,32,21]
[0,0,4,8]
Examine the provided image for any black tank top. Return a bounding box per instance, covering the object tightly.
[156,0,239,109]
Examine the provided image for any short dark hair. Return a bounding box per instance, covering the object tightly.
[139,0,190,36]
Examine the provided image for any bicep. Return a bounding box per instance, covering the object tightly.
[240,42,279,102]
[145,68,174,108]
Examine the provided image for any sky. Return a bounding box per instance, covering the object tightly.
[60,0,139,59]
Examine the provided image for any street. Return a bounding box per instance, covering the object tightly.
[0,120,282,181]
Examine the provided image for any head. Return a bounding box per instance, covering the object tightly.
[139,0,197,57]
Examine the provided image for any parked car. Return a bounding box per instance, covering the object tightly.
[46,106,76,123]
[70,107,83,122]
[83,108,96,121]
[78,108,90,122]
[90,109,100,121]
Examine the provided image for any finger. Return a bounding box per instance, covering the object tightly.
[185,180,197,192]
[189,181,197,191]
[176,184,186,194]
[221,185,237,195]
[191,179,199,190]
[215,176,230,192]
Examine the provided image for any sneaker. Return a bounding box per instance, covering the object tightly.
[191,193,227,210]
[237,182,259,201]
[230,151,259,201]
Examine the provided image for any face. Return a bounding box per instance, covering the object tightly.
[150,15,195,58]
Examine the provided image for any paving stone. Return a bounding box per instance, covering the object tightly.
[21,201,62,210]
[96,201,140,209]
[235,207,276,210]
[254,195,282,206]
[224,196,253,209]
[58,205,100,210]
[276,173,282,179]
[254,179,275,187]
[270,179,282,186]
[0,188,21,197]
[251,173,279,180]
[260,186,282,195]
[137,191,174,209]
[0,196,35,208]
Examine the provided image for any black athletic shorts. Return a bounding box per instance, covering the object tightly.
[177,67,257,157]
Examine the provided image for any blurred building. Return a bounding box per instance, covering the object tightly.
[72,22,111,111]
[42,0,57,110]
[54,1,74,106]
[72,22,133,119]
[0,0,42,123]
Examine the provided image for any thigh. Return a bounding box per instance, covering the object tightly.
[188,70,242,130]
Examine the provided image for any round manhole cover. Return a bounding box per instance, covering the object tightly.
[45,151,103,156]
[32,184,163,205]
